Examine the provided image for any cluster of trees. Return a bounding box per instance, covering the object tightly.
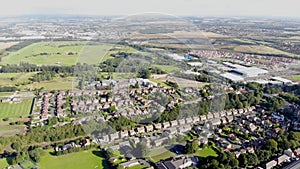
[99,56,124,72]
[199,149,239,169]
[0,86,18,92]
[0,124,85,152]
[165,80,179,89]
[235,131,300,168]
[108,116,136,131]
[279,93,300,105]
[185,140,198,154]
[53,144,96,156]
[0,62,74,74]
[260,96,285,111]
[30,71,56,82]
[137,68,151,79]
[0,124,86,164]
[283,84,300,95]
[149,67,166,74]
[156,103,181,122]
[225,91,261,110]
[132,142,150,158]
[195,74,210,82]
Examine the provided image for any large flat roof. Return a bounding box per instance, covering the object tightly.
[221,73,244,82]
[271,77,293,83]
[223,62,268,77]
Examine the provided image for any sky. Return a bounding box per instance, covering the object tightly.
[1,0,299,18]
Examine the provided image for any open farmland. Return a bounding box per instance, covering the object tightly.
[0,42,19,51]
[233,45,299,57]
[38,149,109,169]
[0,72,36,87]
[0,41,113,66]
[25,76,75,90]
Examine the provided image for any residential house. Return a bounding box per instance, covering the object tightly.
[284,149,295,158]
[162,122,171,129]
[200,115,207,121]
[145,125,154,133]
[158,156,193,169]
[192,116,200,123]
[119,131,129,138]
[294,147,300,157]
[154,123,162,130]
[165,127,177,135]
[178,119,186,125]
[109,132,120,141]
[153,137,169,147]
[264,160,277,169]
[185,117,193,124]
[277,154,290,165]
[136,126,145,134]
[119,159,140,168]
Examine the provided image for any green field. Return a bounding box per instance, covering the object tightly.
[149,147,175,162]
[197,147,218,158]
[128,165,148,169]
[0,41,113,66]
[0,92,12,98]
[0,98,33,119]
[25,76,75,90]
[0,41,149,66]
[0,72,36,87]
[152,64,181,73]
[0,124,27,137]
[291,75,300,81]
[38,149,109,169]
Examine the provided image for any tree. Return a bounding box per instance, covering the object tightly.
[185,140,198,154]
[138,68,151,79]
[238,153,248,168]
[264,139,278,153]
[247,153,258,167]
[134,142,150,158]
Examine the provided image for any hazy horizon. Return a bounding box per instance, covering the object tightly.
[0,0,299,18]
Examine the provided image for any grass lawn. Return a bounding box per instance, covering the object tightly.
[0,124,27,137]
[197,147,218,158]
[0,98,32,137]
[25,77,75,90]
[38,149,109,169]
[0,98,33,119]
[152,64,181,73]
[0,158,9,169]
[0,41,148,66]
[149,77,171,88]
[0,72,36,87]
[149,147,175,163]
[0,41,114,66]
[0,92,13,98]
[1,41,84,66]
[128,164,148,169]
[291,75,300,81]
[76,44,113,64]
